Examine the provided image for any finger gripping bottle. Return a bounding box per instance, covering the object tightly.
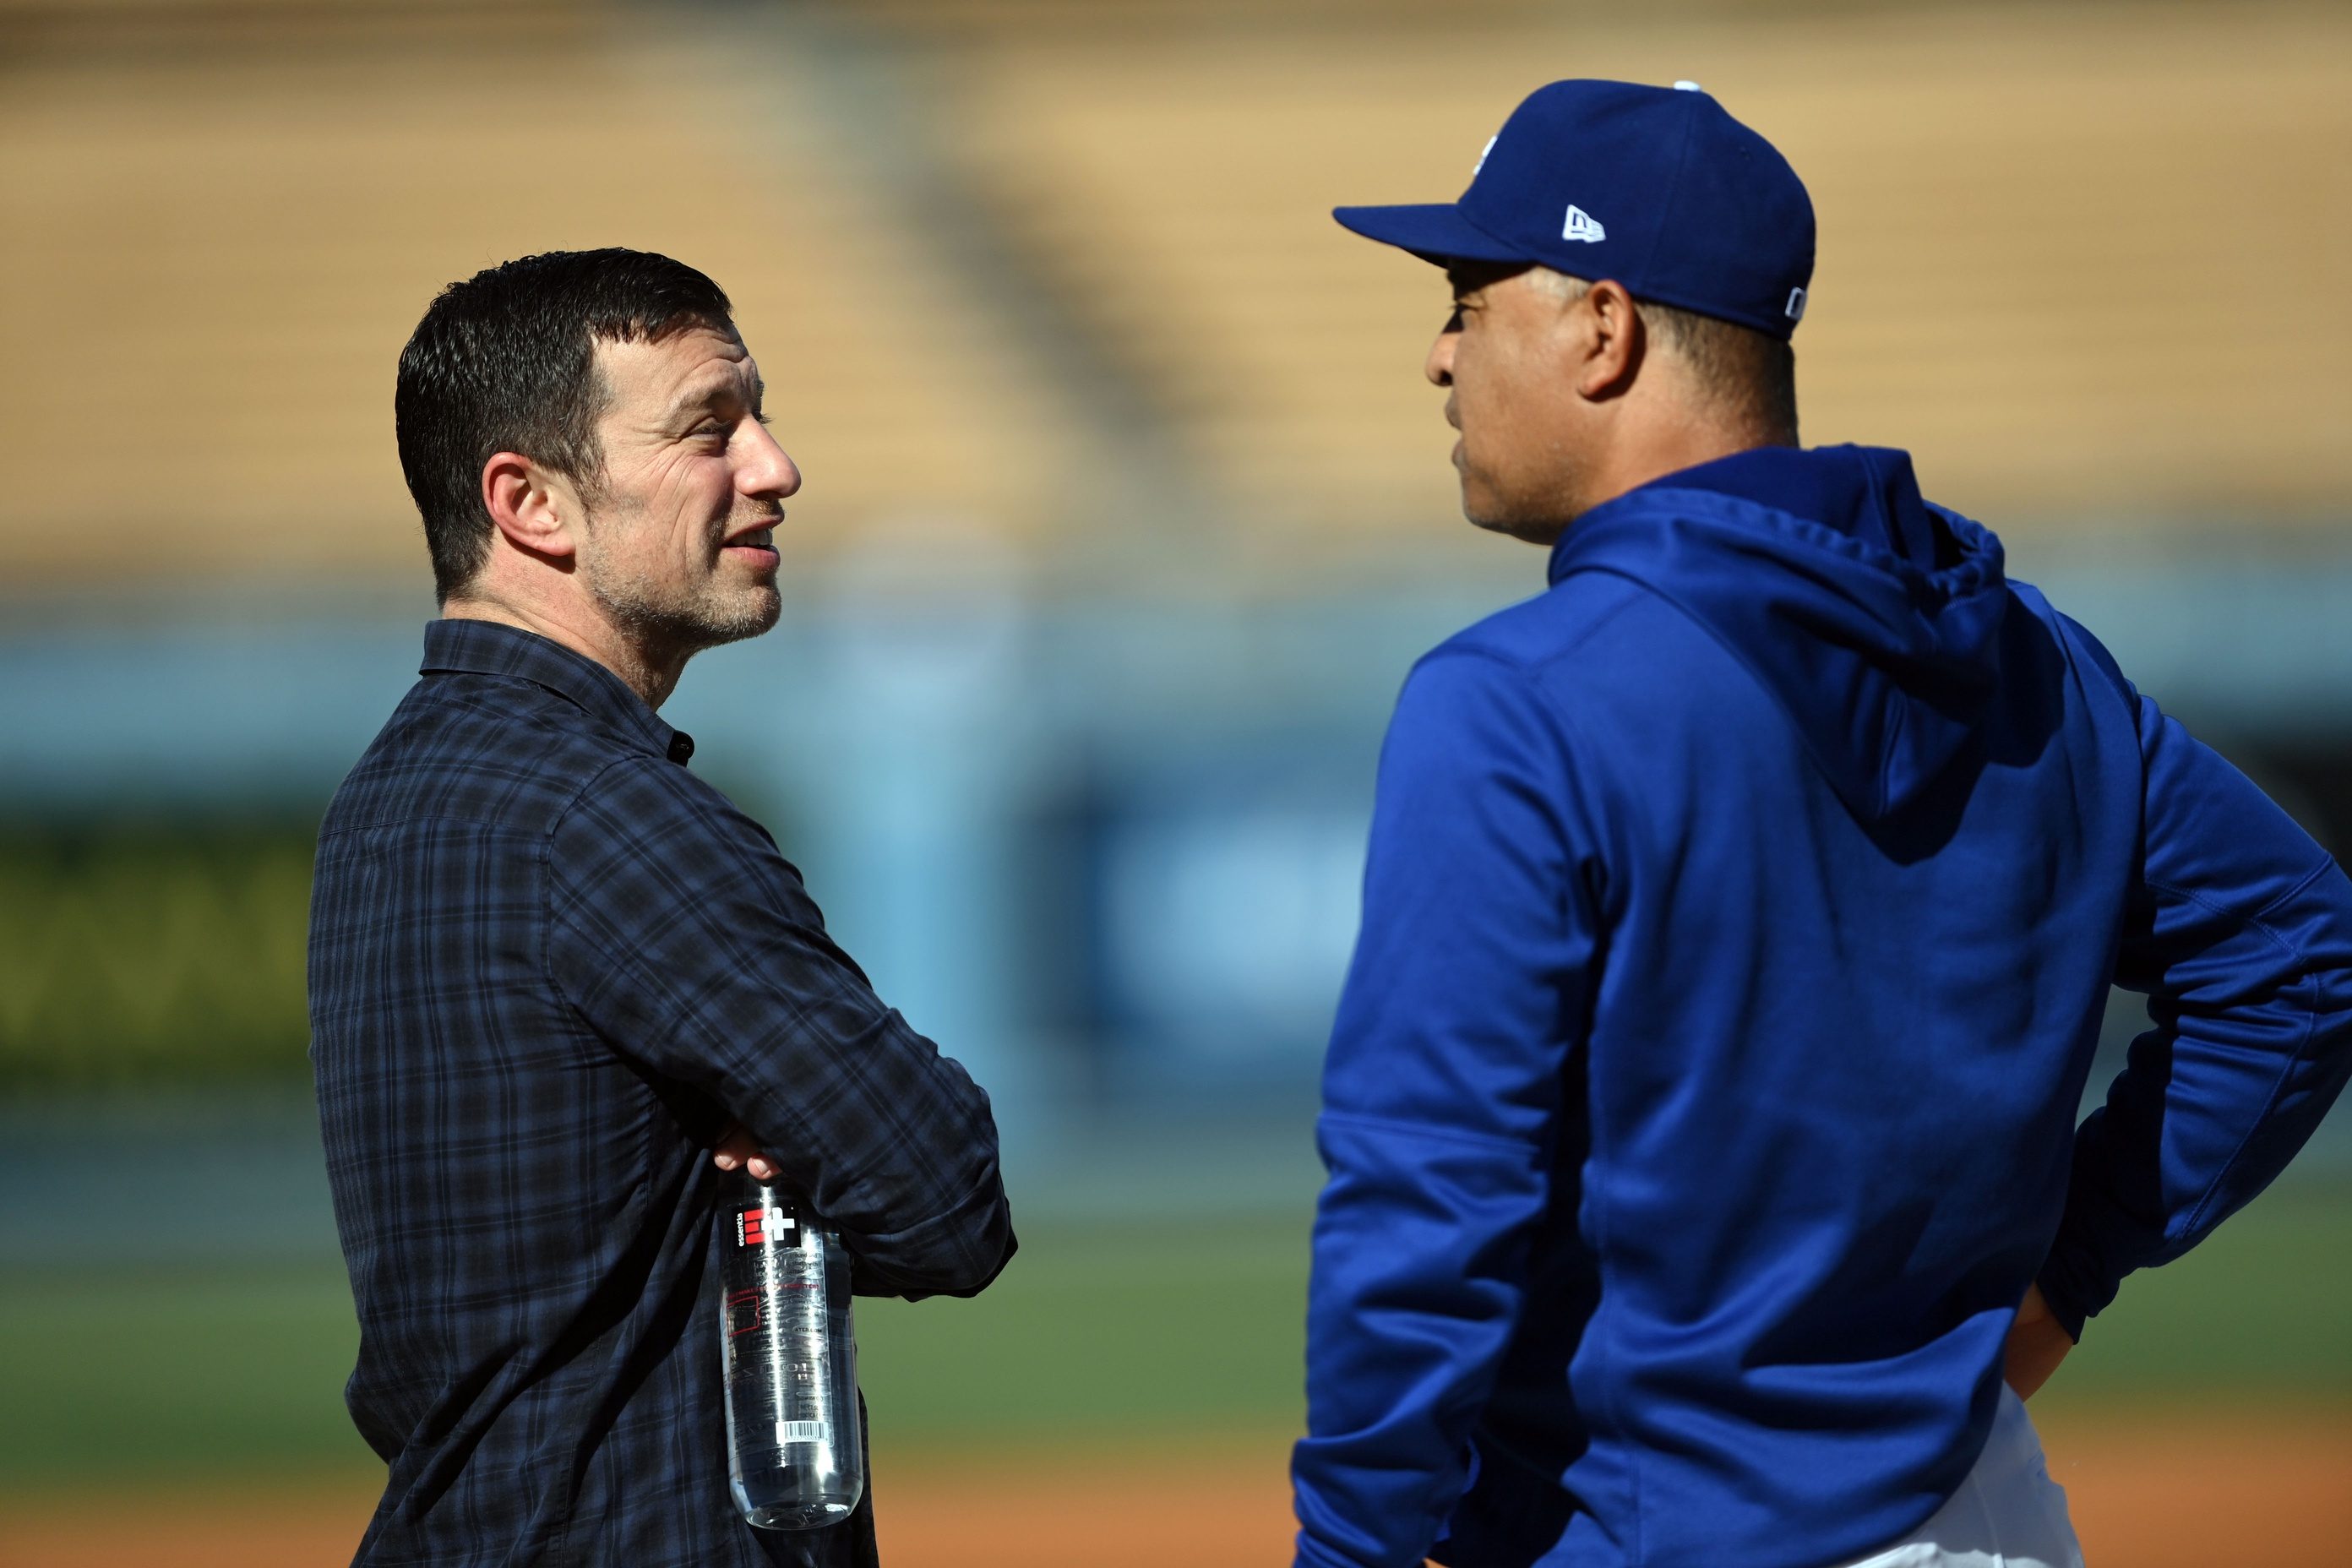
[719,1173,864,1530]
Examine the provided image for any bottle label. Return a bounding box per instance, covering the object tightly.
[776,1419,828,1445]
[735,1203,795,1248]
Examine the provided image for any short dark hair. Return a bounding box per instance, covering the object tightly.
[394,248,737,600]
[1534,269,1799,446]
[1639,298,1799,447]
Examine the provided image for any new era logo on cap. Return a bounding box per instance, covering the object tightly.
[1562,204,1606,243]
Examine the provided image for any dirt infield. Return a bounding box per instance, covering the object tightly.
[3,1411,2345,1566]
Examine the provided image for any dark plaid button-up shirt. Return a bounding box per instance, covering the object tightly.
[310,619,1014,1567]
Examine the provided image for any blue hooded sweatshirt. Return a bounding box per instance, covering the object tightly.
[1293,444,2352,1568]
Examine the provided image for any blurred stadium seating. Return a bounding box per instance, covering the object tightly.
[916,1,2352,540]
[0,0,1078,585]
[3,0,2346,584]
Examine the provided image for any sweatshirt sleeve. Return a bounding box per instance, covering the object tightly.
[2036,686,2352,1341]
[1293,649,1603,1568]
[547,754,1015,1300]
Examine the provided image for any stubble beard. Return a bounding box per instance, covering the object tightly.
[578,502,781,667]
[1460,460,1576,547]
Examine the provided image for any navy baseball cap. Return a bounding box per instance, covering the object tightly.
[1335,79,1816,339]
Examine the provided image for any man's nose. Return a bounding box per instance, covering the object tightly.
[740,422,802,500]
[1425,329,1456,389]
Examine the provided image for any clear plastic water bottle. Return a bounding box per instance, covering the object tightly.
[719,1173,864,1531]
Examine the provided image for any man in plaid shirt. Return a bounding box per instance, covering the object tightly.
[309,249,1015,1566]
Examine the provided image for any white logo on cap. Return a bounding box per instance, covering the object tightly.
[1473,134,1498,177]
[1562,205,1607,243]
[1785,286,1808,322]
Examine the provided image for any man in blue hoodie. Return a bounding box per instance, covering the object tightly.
[1293,80,2352,1568]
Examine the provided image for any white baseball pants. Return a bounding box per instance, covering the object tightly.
[1831,1386,2086,1568]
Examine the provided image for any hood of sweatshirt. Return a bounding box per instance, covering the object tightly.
[1549,444,2009,822]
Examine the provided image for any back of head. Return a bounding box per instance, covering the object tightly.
[395,248,737,602]
[1529,268,1799,448]
[1640,296,1799,448]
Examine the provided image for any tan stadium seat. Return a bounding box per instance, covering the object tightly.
[0,1,1074,586]
[3,1,2346,587]
[921,4,2352,549]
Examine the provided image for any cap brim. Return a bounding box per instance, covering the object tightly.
[1331,203,1529,267]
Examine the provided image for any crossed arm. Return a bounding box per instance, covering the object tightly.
[550,753,1016,1298]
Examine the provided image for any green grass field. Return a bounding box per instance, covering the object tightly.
[3,1184,2347,1493]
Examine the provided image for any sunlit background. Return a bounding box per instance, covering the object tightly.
[3,1,2349,1564]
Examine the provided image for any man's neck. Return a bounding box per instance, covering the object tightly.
[1581,420,1780,523]
[441,592,685,710]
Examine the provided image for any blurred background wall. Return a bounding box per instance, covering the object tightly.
[2,1,2348,1564]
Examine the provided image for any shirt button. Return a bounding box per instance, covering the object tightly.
[667,733,695,765]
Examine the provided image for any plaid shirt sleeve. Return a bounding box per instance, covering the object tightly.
[547,752,1014,1298]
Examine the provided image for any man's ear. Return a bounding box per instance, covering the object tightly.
[480,452,582,564]
[1570,278,1645,402]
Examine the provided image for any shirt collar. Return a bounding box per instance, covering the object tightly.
[420,619,695,765]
